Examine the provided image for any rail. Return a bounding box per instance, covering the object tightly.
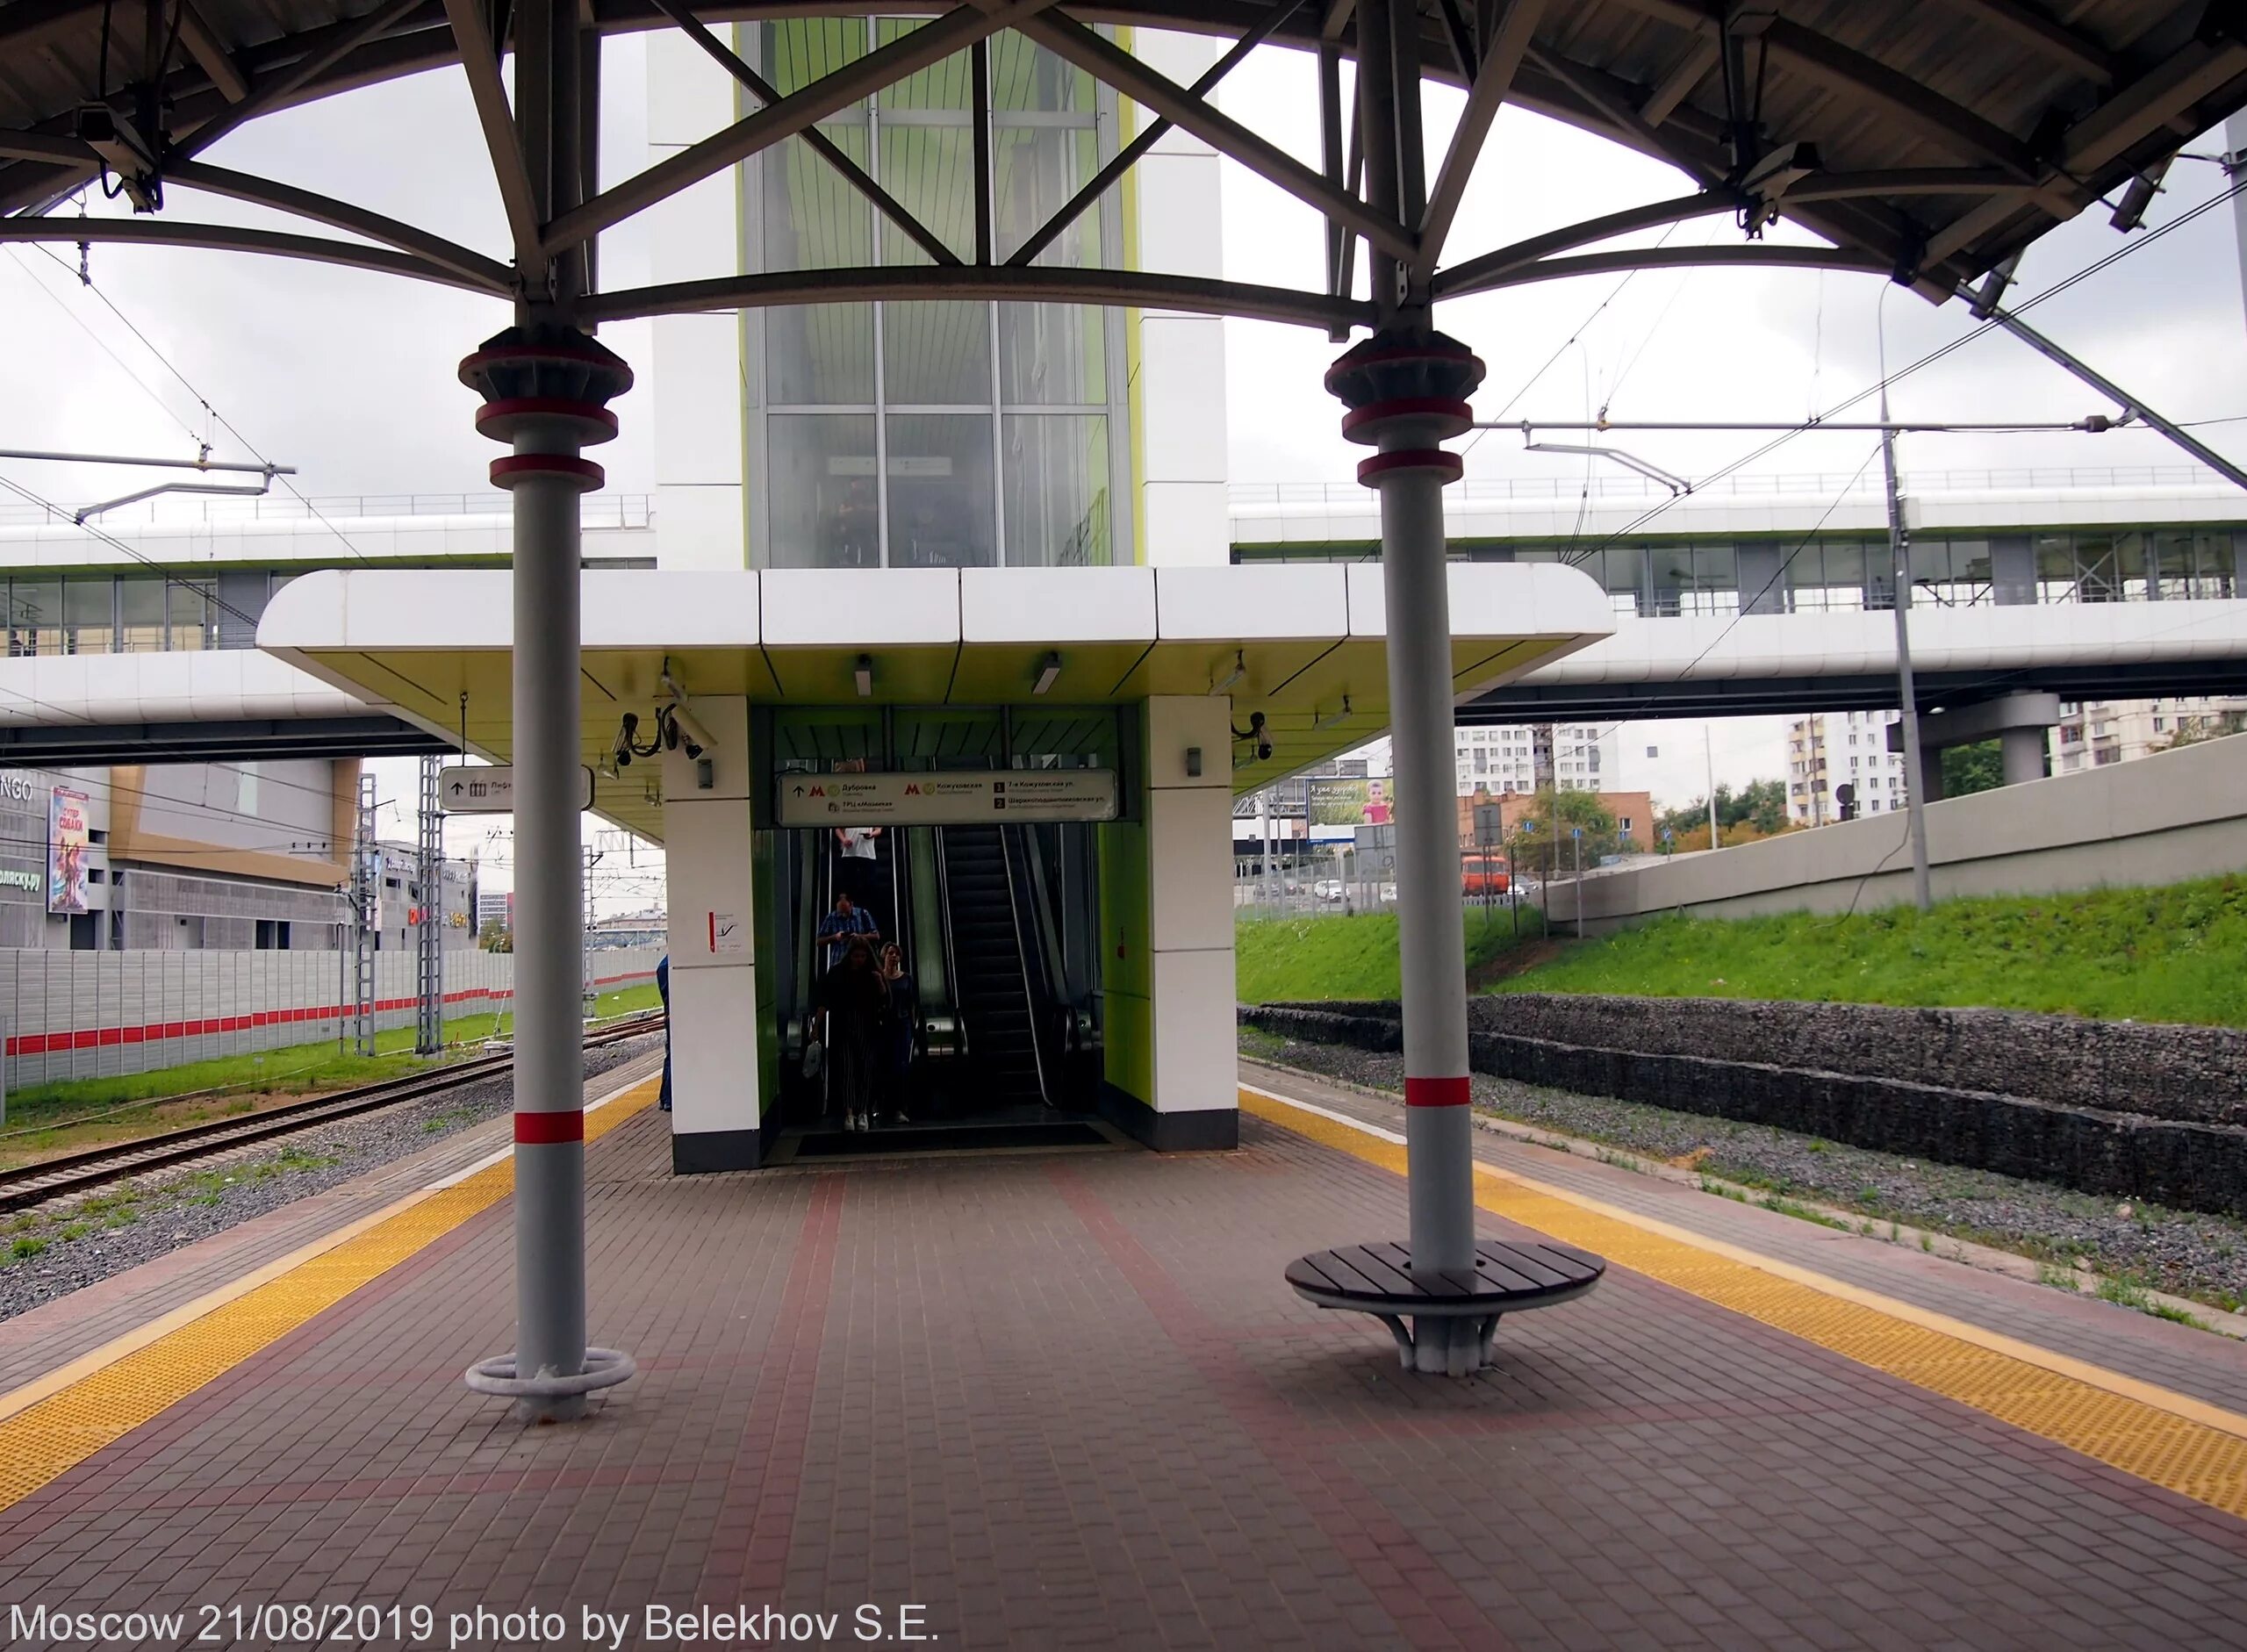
[1228,464,2241,509]
[0,1011,664,1216]
[0,492,655,530]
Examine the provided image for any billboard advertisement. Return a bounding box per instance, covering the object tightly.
[47,786,89,915]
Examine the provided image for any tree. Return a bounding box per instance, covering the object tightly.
[1941,739,2007,798]
[1505,786,1619,879]
[1657,777,1790,843]
[479,917,512,952]
[2157,709,2247,751]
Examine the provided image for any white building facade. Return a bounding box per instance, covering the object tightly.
[1451,722,1618,795]
[1786,710,1911,825]
[2050,696,2247,774]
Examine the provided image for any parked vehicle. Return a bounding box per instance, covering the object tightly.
[1461,861,1511,897]
[1312,879,1345,903]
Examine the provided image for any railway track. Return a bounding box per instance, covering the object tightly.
[0,1013,666,1217]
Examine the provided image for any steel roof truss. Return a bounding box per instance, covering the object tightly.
[643,0,960,267]
[0,212,497,291]
[541,0,1054,256]
[1009,0,1310,269]
[1417,0,1545,275]
[442,0,543,275]
[165,156,513,291]
[1008,7,1418,263]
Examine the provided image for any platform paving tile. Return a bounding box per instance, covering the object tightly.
[1245,1058,2247,1415]
[0,1103,2243,1647]
[0,1050,664,1398]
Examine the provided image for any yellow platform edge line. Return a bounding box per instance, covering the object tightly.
[0,1076,661,1516]
[1243,1085,2247,1522]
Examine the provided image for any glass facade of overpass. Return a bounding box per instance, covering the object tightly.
[1235,528,2243,614]
[2,571,298,656]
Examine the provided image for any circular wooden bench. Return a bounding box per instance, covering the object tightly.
[1286,1239,1605,1371]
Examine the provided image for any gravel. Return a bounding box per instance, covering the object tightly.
[0,1034,664,1324]
[1240,1026,2247,1315]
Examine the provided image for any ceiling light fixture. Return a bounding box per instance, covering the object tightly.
[1032,651,1062,695]
[1211,650,1246,695]
[854,654,874,698]
[1314,696,1353,731]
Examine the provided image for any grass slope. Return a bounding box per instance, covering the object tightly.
[1487,877,2247,1027]
[1236,908,1536,1002]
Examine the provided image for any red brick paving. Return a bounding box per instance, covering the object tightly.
[0,1100,2243,1649]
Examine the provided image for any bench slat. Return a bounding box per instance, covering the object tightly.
[1475,1244,1580,1291]
[1304,1249,1405,1299]
[1366,1241,1481,1297]
[1340,1245,1432,1296]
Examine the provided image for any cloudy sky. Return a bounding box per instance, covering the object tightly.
[3,28,2243,888]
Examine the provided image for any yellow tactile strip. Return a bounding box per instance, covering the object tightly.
[0,1079,659,1515]
[1243,1086,2247,1524]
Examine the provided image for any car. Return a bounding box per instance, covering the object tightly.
[1312,879,1345,902]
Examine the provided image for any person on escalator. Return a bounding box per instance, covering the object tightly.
[834,823,884,909]
[877,943,918,1127]
[817,890,880,973]
[813,937,887,1132]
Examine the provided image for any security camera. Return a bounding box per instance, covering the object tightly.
[613,711,638,771]
[664,700,717,762]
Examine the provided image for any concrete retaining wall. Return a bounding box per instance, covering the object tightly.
[1545,732,2247,931]
[1241,995,2247,1218]
[0,945,663,1090]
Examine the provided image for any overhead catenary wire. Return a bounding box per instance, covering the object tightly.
[17,236,370,566]
[1530,169,2247,568]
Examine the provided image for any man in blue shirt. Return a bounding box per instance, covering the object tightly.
[816,892,880,972]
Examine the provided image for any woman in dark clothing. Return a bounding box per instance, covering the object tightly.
[877,943,917,1126]
[815,937,888,1132]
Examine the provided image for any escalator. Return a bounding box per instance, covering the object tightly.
[938,825,1045,1109]
[768,810,1109,1159]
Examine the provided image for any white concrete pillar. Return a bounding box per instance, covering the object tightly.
[647,29,746,571]
[1132,31,1231,568]
[1140,694,1238,1148]
[660,696,765,1170]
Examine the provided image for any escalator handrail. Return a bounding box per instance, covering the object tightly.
[1018,824,1070,1008]
[995,824,1055,1109]
[932,827,969,1059]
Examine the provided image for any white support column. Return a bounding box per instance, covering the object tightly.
[1132,30,1231,567]
[458,326,635,1421]
[1329,328,1488,1375]
[648,28,746,571]
[660,696,765,1171]
[1145,694,1238,1149]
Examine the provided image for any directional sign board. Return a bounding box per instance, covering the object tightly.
[439,765,595,814]
[777,769,1119,827]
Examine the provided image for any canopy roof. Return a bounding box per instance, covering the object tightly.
[257,561,1612,837]
[1,0,2240,327]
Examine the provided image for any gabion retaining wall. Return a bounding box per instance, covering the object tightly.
[1240,996,2247,1219]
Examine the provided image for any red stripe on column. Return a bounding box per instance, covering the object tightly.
[514,1110,585,1145]
[1403,1076,1471,1108]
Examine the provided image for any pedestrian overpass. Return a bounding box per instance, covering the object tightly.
[4,469,2241,766]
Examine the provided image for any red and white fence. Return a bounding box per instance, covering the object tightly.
[0,945,663,1090]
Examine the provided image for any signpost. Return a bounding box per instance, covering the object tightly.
[440,765,595,814]
[776,769,1120,827]
[1572,826,1585,941]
